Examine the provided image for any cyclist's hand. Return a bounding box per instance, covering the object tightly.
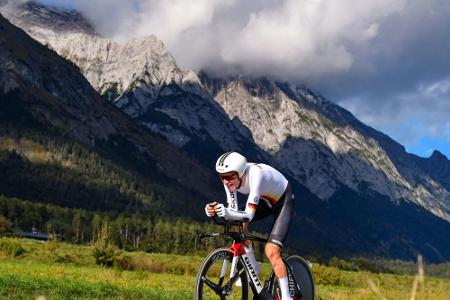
[205,202,217,217]
[215,203,229,219]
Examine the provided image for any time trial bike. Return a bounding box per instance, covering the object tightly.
[194,218,315,299]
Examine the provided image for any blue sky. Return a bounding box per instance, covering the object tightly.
[35,0,450,159]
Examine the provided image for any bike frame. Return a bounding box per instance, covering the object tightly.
[229,241,264,295]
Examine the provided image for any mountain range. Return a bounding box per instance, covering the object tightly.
[1,0,450,262]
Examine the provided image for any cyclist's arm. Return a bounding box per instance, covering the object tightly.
[217,170,262,221]
[217,201,257,221]
[224,185,238,211]
[226,166,263,221]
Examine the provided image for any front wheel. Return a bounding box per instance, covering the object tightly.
[194,248,249,300]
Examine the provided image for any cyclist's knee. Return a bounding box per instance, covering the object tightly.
[265,242,281,261]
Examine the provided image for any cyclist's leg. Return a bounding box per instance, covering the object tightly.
[249,181,294,243]
[267,183,294,249]
[242,201,272,247]
[265,243,290,299]
[265,242,286,276]
[265,183,294,299]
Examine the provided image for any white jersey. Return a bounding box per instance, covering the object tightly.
[223,163,288,221]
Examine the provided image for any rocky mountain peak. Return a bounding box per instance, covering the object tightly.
[0,0,184,109]
[430,149,448,161]
[0,0,95,35]
[0,13,116,144]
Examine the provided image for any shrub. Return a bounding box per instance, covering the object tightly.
[0,215,12,235]
[312,264,344,286]
[0,239,26,257]
[92,245,121,267]
[353,257,393,274]
[113,253,135,271]
[113,255,165,273]
[92,221,121,267]
[328,257,359,271]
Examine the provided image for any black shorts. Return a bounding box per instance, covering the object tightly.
[251,183,294,248]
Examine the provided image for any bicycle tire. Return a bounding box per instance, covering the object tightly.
[270,255,315,300]
[194,248,249,300]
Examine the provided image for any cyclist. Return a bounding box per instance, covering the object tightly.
[205,151,294,300]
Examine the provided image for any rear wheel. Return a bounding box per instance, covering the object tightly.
[271,255,315,300]
[195,248,249,300]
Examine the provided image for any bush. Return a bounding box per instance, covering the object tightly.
[92,245,121,267]
[113,253,135,271]
[0,239,26,257]
[0,215,12,235]
[92,221,121,267]
[328,257,359,271]
[312,264,344,286]
[353,257,393,274]
[112,255,166,273]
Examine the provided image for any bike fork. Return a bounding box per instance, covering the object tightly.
[218,257,230,286]
[229,255,239,279]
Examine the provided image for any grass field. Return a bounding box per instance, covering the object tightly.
[0,237,449,299]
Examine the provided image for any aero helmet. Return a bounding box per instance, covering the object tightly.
[215,152,247,177]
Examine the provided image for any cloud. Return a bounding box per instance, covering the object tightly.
[39,0,449,83]
[60,0,405,76]
[33,0,450,156]
[63,0,450,96]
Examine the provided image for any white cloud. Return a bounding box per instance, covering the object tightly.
[32,0,450,156]
[420,78,450,98]
[63,0,409,78]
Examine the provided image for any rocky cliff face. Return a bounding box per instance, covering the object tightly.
[2,2,259,158]
[0,8,116,145]
[199,75,450,222]
[0,11,219,200]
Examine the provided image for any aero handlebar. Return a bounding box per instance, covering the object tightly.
[198,217,267,243]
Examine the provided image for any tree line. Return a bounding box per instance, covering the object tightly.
[0,195,233,255]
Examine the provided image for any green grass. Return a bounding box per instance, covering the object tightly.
[0,274,188,300]
[0,237,449,299]
[0,259,194,299]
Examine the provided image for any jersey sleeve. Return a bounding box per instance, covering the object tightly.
[223,167,264,222]
[221,184,257,221]
[247,166,263,206]
[224,185,238,211]
[222,203,257,221]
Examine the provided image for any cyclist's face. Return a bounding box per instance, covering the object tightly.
[219,172,239,191]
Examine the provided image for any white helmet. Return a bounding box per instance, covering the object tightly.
[215,152,247,177]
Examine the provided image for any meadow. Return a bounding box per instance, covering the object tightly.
[0,237,449,300]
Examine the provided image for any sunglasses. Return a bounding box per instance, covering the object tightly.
[219,173,238,181]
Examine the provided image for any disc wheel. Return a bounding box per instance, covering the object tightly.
[270,255,315,300]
